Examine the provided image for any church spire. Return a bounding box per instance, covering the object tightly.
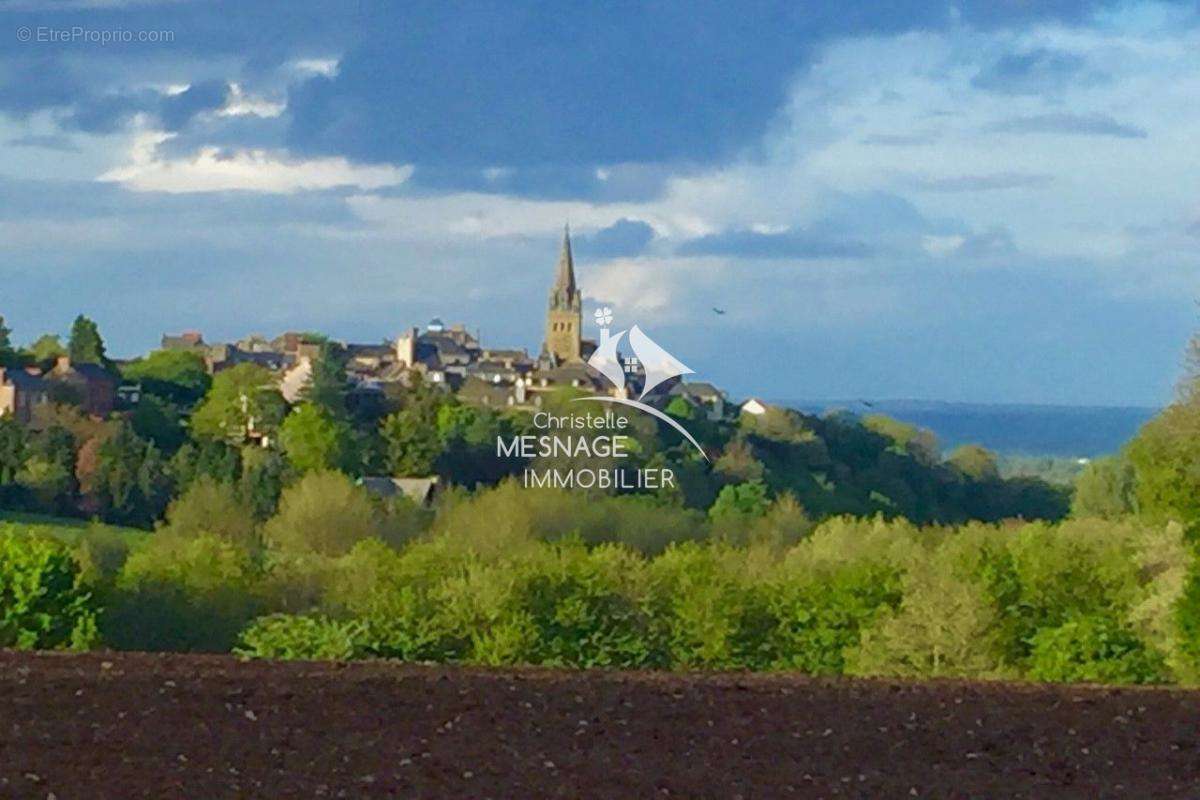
[554,223,576,297]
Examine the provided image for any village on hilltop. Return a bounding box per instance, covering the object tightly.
[3,228,746,430]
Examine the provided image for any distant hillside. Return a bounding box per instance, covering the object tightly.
[780,400,1159,459]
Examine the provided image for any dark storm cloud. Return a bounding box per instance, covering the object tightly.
[574,218,657,259]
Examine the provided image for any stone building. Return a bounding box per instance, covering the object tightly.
[0,367,49,424]
[542,225,583,365]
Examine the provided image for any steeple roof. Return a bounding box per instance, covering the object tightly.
[554,223,576,297]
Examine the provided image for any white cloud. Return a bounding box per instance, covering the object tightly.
[343,192,686,241]
[98,131,413,194]
[290,58,340,78]
[217,83,286,119]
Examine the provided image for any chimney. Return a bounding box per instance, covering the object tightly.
[55,355,71,372]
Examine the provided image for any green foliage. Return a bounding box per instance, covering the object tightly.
[948,444,1000,481]
[170,439,241,490]
[431,481,705,556]
[1028,614,1166,684]
[280,403,358,475]
[381,378,445,476]
[122,349,211,407]
[0,315,15,367]
[74,524,134,583]
[488,543,665,669]
[1126,401,1200,526]
[863,414,939,465]
[1072,455,1137,519]
[190,363,287,444]
[129,395,186,452]
[15,452,75,513]
[102,533,261,652]
[88,422,172,527]
[262,470,383,555]
[709,480,771,534]
[0,532,99,650]
[67,314,107,366]
[300,342,350,417]
[1173,561,1200,673]
[712,438,766,484]
[159,476,259,548]
[27,334,66,368]
[0,415,27,485]
[849,558,1005,679]
[235,613,364,661]
[239,446,289,520]
[1001,455,1086,487]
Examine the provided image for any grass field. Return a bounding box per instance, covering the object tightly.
[0,510,148,545]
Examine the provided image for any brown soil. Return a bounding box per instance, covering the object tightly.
[2,650,1199,799]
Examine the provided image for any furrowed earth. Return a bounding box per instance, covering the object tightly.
[2,651,1199,798]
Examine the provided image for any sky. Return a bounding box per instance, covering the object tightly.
[1,0,1198,407]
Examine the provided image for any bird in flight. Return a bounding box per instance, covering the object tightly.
[859,399,876,408]
[712,307,726,315]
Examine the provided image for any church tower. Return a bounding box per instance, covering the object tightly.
[543,224,583,363]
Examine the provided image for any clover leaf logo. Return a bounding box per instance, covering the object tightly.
[594,307,613,327]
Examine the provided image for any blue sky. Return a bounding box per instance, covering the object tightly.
[1,0,1198,406]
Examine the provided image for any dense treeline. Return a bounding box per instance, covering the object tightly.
[0,314,1069,531]
[1,495,1193,685]
[13,312,1200,686]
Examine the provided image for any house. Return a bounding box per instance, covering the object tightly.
[279,357,313,404]
[359,476,441,506]
[0,367,49,424]
[48,356,117,417]
[740,397,772,416]
[161,331,206,352]
[669,381,727,420]
[207,344,293,374]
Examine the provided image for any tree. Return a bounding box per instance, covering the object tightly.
[1071,456,1137,519]
[190,363,287,444]
[713,438,766,485]
[159,476,259,548]
[381,377,444,476]
[68,315,107,366]
[0,315,15,367]
[0,416,27,486]
[0,533,99,650]
[709,480,771,523]
[948,444,1000,482]
[239,446,288,520]
[169,440,241,492]
[279,403,357,475]
[130,395,185,453]
[16,423,78,513]
[1126,401,1200,525]
[863,414,939,465]
[27,334,66,368]
[301,342,349,418]
[436,403,521,486]
[87,422,171,526]
[262,470,382,555]
[122,349,211,407]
